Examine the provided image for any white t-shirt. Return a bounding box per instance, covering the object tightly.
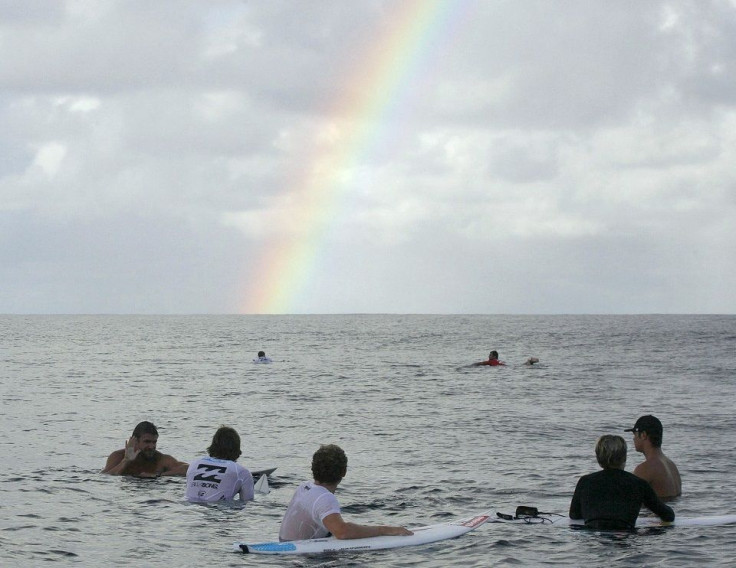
[185,457,254,503]
[279,482,341,541]
[253,356,272,363]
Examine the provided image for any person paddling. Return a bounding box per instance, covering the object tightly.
[472,350,506,366]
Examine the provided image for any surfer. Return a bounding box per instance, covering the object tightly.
[102,421,188,477]
[625,415,682,499]
[470,351,538,367]
[253,350,272,363]
[278,444,413,541]
[185,426,254,503]
[569,434,674,530]
[472,350,506,366]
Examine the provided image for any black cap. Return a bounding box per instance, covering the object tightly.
[624,415,662,436]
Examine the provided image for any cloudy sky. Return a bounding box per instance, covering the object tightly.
[2,0,735,314]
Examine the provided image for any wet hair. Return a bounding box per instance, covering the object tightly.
[258,351,266,357]
[595,435,627,469]
[490,350,499,359]
[208,426,242,461]
[132,421,158,439]
[311,444,347,484]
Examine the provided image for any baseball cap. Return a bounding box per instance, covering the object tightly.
[624,415,662,436]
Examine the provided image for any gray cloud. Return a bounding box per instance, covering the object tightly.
[1,0,735,313]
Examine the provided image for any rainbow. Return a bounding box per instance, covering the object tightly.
[240,0,472,313]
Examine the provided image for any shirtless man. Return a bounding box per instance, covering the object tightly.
[625,415,681,499]
[102,421,188,477]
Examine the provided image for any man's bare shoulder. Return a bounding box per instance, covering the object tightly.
[159,453,188,475]
[634,455,671,479]
[103,448,125,468]
[633,459,656,480]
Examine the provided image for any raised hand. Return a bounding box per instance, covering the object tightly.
[124,437,140,461]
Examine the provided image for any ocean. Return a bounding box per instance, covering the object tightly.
[2,314,735,566]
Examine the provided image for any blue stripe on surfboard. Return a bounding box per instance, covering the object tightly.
[244,542,297,553]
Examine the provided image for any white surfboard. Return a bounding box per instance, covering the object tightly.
[253,474,269,495]
[492,511,736,528]
[233,511,492,555]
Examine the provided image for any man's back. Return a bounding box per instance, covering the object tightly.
[634,452,682,499]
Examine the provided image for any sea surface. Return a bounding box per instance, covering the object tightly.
[1,314,735,567]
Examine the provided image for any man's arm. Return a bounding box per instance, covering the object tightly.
[322,512,413,540]
[102,437,141,475]
[159,455,189,476]
[101,449,131,475]
[239,475,255,502]
[569,479,583,519]
[641,482,675,522]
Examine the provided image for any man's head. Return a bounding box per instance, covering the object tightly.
[208,426,242,461]
[625,415,663,447]
[312,444,347,484]
[131,421,159,461]
[490,350,499,359]
[595,435,627,469]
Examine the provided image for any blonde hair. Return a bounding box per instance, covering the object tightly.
[595,435,627,469]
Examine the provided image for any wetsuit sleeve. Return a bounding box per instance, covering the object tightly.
[641,481,675,522]
[569,479,583,519]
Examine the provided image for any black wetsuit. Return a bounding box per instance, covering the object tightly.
[569,468,675,530]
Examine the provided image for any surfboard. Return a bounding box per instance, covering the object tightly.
[250,467,276,477]
[253,474,269,495]
[233,510,492,555]
[492,511,736,528]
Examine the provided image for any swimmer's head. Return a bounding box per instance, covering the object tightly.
[595,435,627,469]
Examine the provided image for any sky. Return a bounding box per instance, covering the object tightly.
[2,0,735,315]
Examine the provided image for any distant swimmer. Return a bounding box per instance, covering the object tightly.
[102,421,188,477]
[470,351,539,367]
[472,350,506,367]
[625,415,682,499]
[186,426,254,504]
[253,350,272,363]
[279,444,413,542]
[569,434,674,530]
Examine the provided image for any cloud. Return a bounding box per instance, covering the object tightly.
[1,0,735,313]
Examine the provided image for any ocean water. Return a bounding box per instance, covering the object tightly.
[1,314,735,566]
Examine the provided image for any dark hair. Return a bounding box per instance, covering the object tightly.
[311,444,347,484]
[132,421,158,439]
[258,351,266,357]
[208,426,242,461]
[490,350,499,359]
